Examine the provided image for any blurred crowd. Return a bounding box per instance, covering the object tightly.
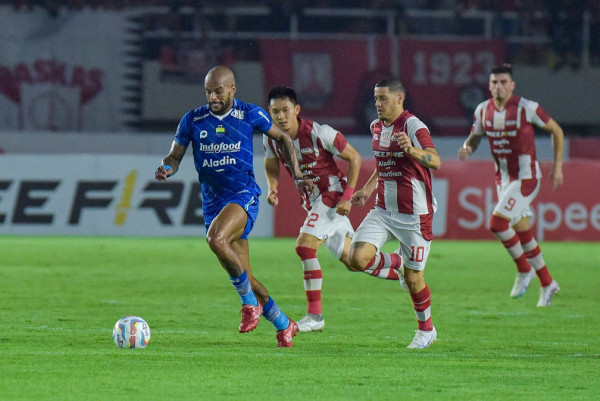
[3,0,600,69]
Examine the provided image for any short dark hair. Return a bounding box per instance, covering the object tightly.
[267,86,298,105]
[491,63,513,78]
[375,77,405,94]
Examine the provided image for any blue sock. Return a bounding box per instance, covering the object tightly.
[262,297,290,331]
[229,271,258,306]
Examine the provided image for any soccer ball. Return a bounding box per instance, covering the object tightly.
[112,316,151,349]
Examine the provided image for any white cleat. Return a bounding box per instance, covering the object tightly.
[297,314,325,332]
[510,269,536,298]
[537,280,560,307]
[394,248,409,293]
[407,326,437,349]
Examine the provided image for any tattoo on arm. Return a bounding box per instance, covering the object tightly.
[163,143,186,175]
[421,153,432,165]
[277,136,302,179]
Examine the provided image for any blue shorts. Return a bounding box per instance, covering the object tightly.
[204,193,259,240]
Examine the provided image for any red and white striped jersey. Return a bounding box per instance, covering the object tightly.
[370,110,437,216]
[264,117,349,211]
[471,95,551,186]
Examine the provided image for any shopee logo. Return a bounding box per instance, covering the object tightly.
[457,186,600,240]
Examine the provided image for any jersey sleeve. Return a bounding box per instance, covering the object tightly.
[406,116,434,149]
[249,105,273,133]
[332,132,348,154]
[470,102,486,136]
[263,134,277,159]
[523,99,551,127]
[173,111,192,147]
[316,123,346,156]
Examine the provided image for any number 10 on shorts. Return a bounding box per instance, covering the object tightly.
[410,246,425,262]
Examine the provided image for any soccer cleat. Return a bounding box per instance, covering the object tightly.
[297,314,325,332]
[394,248,409,293]
[276,320,299,347]
[239,303,263,333]
[406,326,437,349]
[510,269,536,298]
[537,280,560,307]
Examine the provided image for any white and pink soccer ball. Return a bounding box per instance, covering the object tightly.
[112,316,151,349]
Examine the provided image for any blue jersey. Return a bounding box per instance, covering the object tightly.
[174,99,273,215]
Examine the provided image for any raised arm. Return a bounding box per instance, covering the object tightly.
[395,131,441,170]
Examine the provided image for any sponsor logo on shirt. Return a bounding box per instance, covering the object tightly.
[199,141,241,153]
[194,112,210,122]
[202,155,237,168]
[492,138,510,146]
[300,161,317,170]
[374,150,404,158]
[378,159,397,167]
[486,130,516,138]
[300,147,314,154]
[378,171,403,178]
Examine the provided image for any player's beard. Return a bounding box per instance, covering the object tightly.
[210,95,232,115]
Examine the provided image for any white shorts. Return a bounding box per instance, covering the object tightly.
[299,196,354,260]
[494,179,540,225]
[351,206,432,271]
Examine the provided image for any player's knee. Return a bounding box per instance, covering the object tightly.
[295,246,317,260]
[339,253,361,272]
[347,246,370,271]
[404,268,426,293]
[206,231,228,255]
[489,214,510,233]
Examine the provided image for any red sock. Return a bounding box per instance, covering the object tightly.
[490,215,531,273]
[364,252,400,280]
[410,285,433,331]
[296,246,323,315]
[517,230,553,286]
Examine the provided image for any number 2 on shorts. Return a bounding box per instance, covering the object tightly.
[305,213,319,228]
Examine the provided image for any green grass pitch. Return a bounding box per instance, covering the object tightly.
[0,237,598,400]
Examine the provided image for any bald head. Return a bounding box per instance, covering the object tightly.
[204,66,236,115]
[205,66,235,87]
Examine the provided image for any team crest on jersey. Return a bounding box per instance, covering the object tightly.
[231,109,245,120]
[216,125,225,135]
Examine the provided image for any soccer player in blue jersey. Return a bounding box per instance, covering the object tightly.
[155,66,312,347]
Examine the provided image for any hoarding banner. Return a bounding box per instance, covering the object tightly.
[0,8,138,132]
[273,160,600,242]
